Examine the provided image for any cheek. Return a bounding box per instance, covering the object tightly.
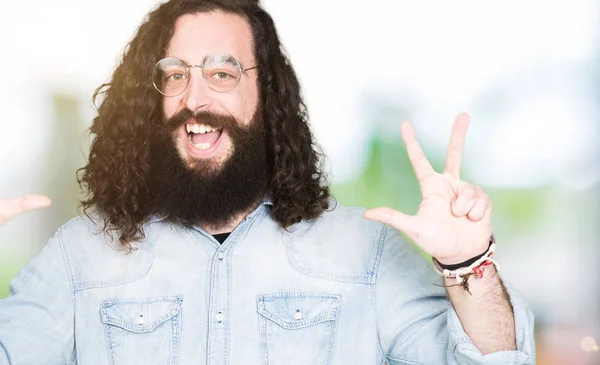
[163,98,180,119]
[239,84,259,125]
[245,93,258,124]
[219,90,255,126]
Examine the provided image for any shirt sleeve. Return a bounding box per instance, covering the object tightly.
[0,229,76,365]
[375,225,536,365]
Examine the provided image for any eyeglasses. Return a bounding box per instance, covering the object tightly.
[152,53,258,97]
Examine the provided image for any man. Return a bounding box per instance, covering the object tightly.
[0,0,535,364]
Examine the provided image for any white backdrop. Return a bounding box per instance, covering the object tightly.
[0,1,599,361]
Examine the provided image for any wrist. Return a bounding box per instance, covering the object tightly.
[444,265,498,285]
[443,267,502,299]
[434,234,495,268]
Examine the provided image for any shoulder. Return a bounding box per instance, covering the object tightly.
[55,213,128,253]
[53,213,160,291]
[282,200,393,284]
[291,201,386,242]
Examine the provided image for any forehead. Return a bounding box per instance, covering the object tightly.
[166,11,255,65]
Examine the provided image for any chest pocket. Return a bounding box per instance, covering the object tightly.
[257,293,341,365]
[101,296,182,365]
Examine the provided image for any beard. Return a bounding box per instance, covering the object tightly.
[148,108,269,229]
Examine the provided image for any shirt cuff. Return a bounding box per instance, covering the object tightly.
[446,281,536,365]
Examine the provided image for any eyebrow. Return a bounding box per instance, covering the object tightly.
[166,54,245,68]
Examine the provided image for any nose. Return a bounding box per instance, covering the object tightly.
[182,68,213,112]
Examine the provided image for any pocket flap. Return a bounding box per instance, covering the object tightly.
[101,296,182,333]
[257,293,341,330]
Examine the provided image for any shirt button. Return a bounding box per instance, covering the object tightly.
[216,312,224,323]
[217,252,224,261]
[136,315,146,325]
[294,310,303,320]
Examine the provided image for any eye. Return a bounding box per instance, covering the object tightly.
[165,72,187,82]
[212,71,233,80]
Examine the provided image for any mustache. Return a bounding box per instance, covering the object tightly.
[165,108,246,135]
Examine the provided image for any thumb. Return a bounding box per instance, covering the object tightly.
[18,195,52,213]
[0,195,52,226]
[363,207,414,233]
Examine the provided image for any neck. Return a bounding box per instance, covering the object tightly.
[200,199,264,235]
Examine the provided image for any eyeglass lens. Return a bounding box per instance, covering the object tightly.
[153,54,243,96]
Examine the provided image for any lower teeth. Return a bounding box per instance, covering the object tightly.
[194,142,211,150]
[187,129,222,151]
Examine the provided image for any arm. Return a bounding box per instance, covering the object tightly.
[376,226,535,364]
[0,230,76,364]
[365,113,536,363]
[445,267,515,354]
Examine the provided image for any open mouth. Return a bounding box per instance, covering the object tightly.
[185,122,223,151]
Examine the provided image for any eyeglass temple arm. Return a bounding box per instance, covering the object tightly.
[186,64,257,73]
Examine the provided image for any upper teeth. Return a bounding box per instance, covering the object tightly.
[186,123,218,134]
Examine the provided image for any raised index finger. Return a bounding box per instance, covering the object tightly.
[444,113,471,180]
[401,121,436,183]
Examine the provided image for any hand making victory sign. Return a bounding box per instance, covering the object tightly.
[365,112,517,355]
[364,112,492,265]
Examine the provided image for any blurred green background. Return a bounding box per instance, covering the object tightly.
[1,0,599,363]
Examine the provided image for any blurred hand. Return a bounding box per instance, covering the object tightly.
[0,195,52,228]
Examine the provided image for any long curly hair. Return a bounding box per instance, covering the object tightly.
[77,0,330,245]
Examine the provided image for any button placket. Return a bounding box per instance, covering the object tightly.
[206,211,265,365]
[136,314,146,325]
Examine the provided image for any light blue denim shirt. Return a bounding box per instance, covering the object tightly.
[0,201,535,364]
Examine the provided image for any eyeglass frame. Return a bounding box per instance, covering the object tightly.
[152,53,259,97]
